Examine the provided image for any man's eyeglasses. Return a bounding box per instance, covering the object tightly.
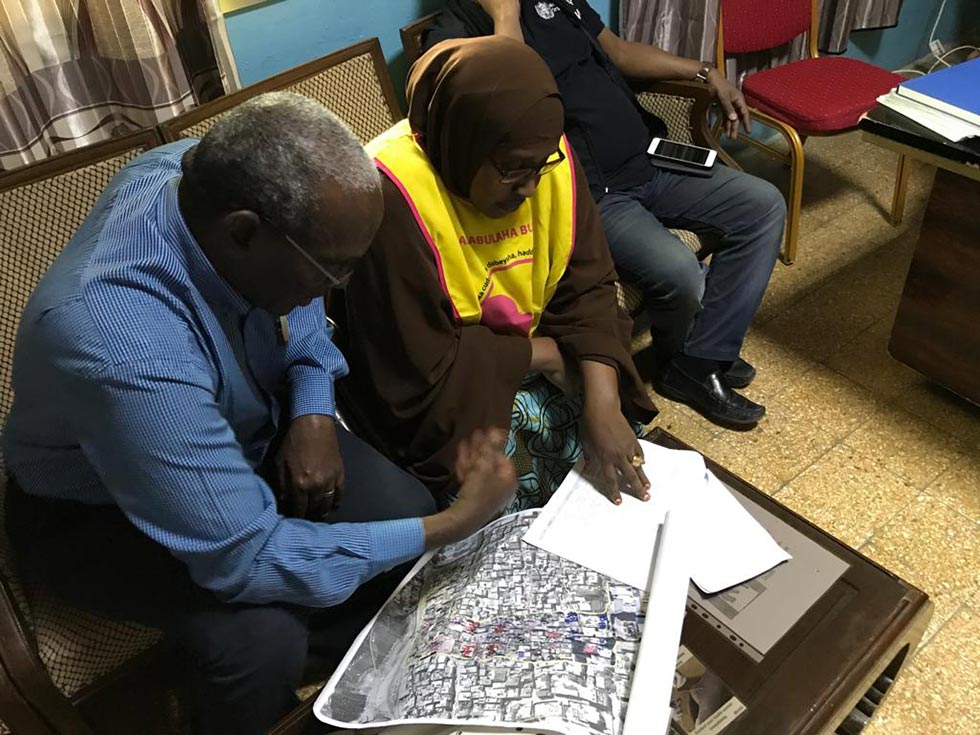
[265,218,350,289]
[493,149,566,185]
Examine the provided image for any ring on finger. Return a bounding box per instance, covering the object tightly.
[630,453,644,468]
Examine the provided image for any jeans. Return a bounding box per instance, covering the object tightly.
[597,163,785,362]
[6,427,435,735]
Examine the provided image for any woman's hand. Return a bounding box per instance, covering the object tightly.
[578,360,650,504]
[580,404,649,504]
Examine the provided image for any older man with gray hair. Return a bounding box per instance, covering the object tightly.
[3,92,517,734]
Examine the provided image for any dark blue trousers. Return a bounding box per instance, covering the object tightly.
[597,164,786,362]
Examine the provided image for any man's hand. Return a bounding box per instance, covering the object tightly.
[452,427,518,520]
[424,428,517,548]
[274,414,344,520]
[707,68,751,139]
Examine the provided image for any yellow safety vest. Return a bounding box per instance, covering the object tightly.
[369,119,576,336]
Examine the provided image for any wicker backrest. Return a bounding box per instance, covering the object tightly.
[636,92,696,145]
[400,13,439,66]
[160,38,401,144]
[0,130,166,703]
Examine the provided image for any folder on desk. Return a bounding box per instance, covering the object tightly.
[876,90,980,142]
[896,58,980,127]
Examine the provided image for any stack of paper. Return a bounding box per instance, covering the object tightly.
[877,90,980,142]
[523,439,791,735]
[523,439,790,594]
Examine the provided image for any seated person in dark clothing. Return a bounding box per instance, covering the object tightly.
[2,92,517,735]
[426,0,787,428]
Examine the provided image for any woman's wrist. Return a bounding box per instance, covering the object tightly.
[580,359,620,410]
[529,337,560,373]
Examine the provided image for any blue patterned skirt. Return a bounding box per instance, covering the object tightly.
[505,375,584,512]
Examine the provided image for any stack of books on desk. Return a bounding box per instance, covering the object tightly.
[878,57,980,141]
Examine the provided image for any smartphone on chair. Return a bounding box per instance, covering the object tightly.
[647,138,716,175]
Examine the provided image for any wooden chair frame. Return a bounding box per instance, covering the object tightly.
[0,130,162,192]
[400,12,439,67]
[716,0,909,264]
[631,78,741,170]
[159,38,401,142]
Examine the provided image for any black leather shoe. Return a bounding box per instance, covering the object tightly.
[723,357,757,389]
[655,363,766,427]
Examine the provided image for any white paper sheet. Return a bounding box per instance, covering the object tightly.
[315,511,655,735]
[521,440,701,590]
[523,440,790,596]
[620,510,691,735]
[520,441,790,735]
[317,441,790,735]
[684,471,792,594]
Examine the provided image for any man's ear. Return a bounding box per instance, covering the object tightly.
[223,210,262,250]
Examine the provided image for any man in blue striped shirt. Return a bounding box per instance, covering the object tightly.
[3,93,516,734]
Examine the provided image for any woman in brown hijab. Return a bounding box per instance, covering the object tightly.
[341,36,656,509]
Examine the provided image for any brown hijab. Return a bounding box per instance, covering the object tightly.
[406,36,564,198]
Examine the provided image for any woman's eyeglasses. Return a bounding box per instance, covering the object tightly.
[494,149,566,185]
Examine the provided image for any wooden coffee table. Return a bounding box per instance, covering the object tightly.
[652,429,931,735]
[276,429,931,735]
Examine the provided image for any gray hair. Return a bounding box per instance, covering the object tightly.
[187,91,379,243]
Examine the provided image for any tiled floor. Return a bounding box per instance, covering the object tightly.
[647,130,980,734]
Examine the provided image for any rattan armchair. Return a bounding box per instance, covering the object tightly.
[0,130,169,735]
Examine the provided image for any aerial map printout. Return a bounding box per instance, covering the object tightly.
[315,510,654,735]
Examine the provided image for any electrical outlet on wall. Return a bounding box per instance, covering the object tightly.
[930,38,946,57]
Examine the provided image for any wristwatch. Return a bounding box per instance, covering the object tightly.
[694,62,713,83]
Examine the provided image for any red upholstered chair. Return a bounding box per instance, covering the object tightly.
[717,0,910,263]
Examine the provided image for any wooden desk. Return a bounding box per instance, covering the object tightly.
[278,429,932,735]
[860,105,980,405]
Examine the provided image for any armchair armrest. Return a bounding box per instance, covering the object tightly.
[628,79,740,170]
